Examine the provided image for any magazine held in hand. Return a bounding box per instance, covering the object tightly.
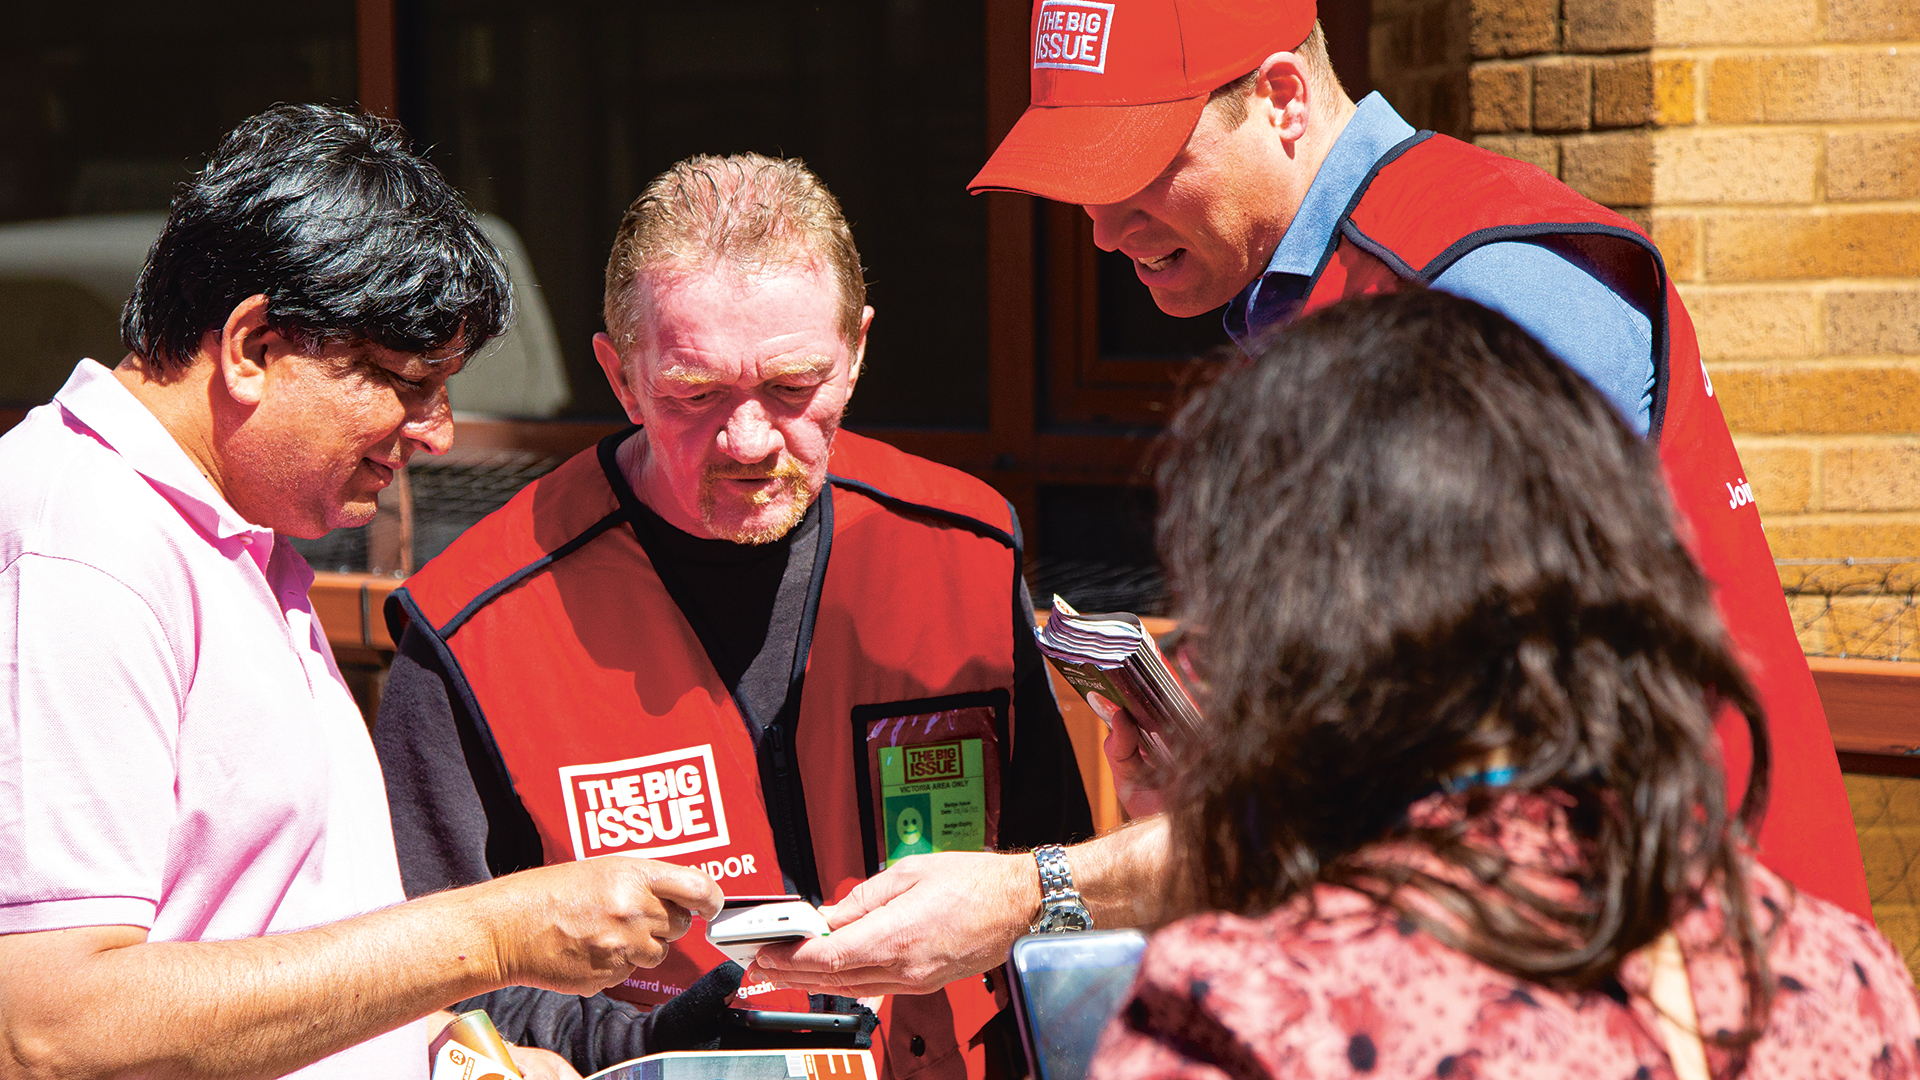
[1034,595,1202,760]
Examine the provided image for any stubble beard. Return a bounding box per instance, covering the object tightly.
[699,454,815,545]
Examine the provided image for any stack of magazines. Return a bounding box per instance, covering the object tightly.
[1035,595,1202,760]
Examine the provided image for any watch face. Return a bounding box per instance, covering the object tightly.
[1035,903,1093,933]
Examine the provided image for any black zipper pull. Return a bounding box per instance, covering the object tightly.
[770,724,791,777]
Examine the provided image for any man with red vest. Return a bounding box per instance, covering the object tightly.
[965,0,1869,916]
[374,154,1105,1080]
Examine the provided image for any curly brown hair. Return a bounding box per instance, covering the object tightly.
[1156,288,1772,1053]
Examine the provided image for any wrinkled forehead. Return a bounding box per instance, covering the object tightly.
[628,262,853,379]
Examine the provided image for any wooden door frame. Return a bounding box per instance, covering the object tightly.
[356,0,398,118]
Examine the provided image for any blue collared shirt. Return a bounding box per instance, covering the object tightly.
[1224,94,1655,435]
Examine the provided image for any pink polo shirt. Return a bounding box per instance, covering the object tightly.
[0,360,429,1078]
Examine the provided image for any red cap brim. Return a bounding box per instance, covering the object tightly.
[968,95,1210,205]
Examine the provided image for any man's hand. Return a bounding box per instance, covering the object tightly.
[1089,695,1166,818]
[508,1043,583,1080]
[750,852,1038,997]
[479,857,724,996]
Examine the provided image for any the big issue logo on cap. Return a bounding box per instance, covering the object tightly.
[1034,1,1116,73]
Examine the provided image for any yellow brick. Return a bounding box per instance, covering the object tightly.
[1703,210,1920,281]
[1779,557,1920,593]
[1651,211,1702,281]
[1532,57,1594,132]
[1592,56,1654,129]
[1566,0,1653,51]
[1863,905,1920,982]
[1561,131,1652,205]
[1707,52,1920,124]
[1470,0,1559,58]
[1653,57,1698,125]
[1680,286,1821,359]
[1474,133,1561,175]
[1826,0,1920,42]
[1731,440,1815,512]
[1825,594,1920,660]
[1653,129,1820,205]
[1846,774,1920,829]
[1714,362,1920,434]
[1859,826,1920,901]
[1470,62,1532,133]
[1763,516,1920,559]
[1826,444,1920,512]
[1828,129,1920,202]
[1829,288,1920,356]
[1787,591,1832,652]
[1653,0,1820,45]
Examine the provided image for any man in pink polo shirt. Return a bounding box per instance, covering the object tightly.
[0,105,721,1080]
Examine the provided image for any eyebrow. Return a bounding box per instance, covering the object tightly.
[654,356,835,389]
[759,356,835,381]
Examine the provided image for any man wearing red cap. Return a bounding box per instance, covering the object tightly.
[967,0,1871,920]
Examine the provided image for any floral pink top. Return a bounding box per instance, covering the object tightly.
[1090,794,1920,1080]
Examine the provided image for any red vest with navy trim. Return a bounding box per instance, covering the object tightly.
[393,429,1025,1080]
[1295,132,1871,919]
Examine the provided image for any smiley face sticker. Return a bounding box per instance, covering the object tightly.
[896,806,925,847]
[884,791,935,862]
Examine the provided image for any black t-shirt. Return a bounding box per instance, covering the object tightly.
[628,496,820,733]
[372,480,1091,1073]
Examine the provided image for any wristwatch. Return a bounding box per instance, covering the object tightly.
[1029,844,1093,932]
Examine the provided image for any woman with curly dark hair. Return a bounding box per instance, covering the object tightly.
[1089,290,1919,1080]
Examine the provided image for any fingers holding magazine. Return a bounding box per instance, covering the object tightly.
[1087,694,1166,818]
[1039,596,1200,820]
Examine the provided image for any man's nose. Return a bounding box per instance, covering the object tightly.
[717,399,781,463]
[1085,201,1133,252]
[402,393,455,457]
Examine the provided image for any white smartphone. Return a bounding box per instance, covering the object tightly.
[705,894,830,966]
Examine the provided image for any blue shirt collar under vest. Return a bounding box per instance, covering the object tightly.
[1223,93,1418,351]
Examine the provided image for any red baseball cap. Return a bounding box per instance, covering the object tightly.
[969,0,1317,205]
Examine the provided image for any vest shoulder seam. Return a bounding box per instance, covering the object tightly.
[827,474,1016,550]
[436,507,628,639]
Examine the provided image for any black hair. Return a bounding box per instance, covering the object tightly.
[1157,289,1771,1055]
[122,103,510,369]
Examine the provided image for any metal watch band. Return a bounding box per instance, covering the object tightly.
[1035,843,1075,897]
[1030,844,1093,932]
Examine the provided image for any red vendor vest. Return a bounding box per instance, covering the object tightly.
[1293,132,1870,918]
[393,429,1028,1080]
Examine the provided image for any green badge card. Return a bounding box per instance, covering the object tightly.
[857,697,1005,874]
[878,740,987,865]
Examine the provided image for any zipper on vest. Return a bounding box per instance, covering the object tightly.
[766,723,823,903]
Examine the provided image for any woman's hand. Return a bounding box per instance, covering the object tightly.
[1090,694,1166,818]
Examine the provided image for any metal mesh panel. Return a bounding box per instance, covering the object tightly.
[1027,558,1168,618]
[288,450,561,575]
[407,450,562,564]
[1781,558,1920,662]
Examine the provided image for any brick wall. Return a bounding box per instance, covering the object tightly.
[1372,0,1920,972]
[1445,0,1920,572]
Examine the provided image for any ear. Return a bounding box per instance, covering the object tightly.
[847,305,874,391]
[214,294,279,409]
[593,332,646,423]
[1253,51,1313,144]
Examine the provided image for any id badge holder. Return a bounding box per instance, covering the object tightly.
[852,689,1007,874]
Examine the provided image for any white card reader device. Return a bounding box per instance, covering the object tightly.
[706,895,831,966]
